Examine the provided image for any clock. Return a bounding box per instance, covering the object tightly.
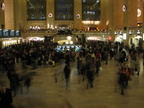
[122,5,127,12]
[48,13,53,18]
[76,14,80,18]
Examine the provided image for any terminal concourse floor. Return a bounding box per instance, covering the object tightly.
[0,58,144,108]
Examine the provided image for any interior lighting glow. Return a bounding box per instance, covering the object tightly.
[87,37,97,40]
[1,3,5,10]
[65,42,68,44]
[70,41,73,44]
[137,30,141,34]
[106,20,109,25]
[135,35,142,39]
[82,21,100,25]
[114,31,118,34]
[67,36,72,40]
[137,9,141,17]
[123,33,127,40]
[108,37,112,40]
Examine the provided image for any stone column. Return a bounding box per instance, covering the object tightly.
[143,0,144,49]
[13,0,27,30]
[106,0,115,42]
[46,0,54,29]
[73,0,82,30]
[122,0,128,45]
[100,0,106,30]
[0,0,4,29]
[127,0,138,48]
[4,0,14,30]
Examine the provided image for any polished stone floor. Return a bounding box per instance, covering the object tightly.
[0,57,144,108]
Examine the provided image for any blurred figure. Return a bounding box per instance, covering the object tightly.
[95,58,101,76]
[24,76,32,94]
[77,52,83,74]
[0,85,13,108]
[9,72,19,97]
[86,68,95,89]
[104,51,108,64]
[133,59,140,76]
[65,52,71,66]
[118,71,127,95]
[110,47,115,60]
[70,50,76,62]
[122,65,132,86]
[63,63,71,88]
[80,61,86,82]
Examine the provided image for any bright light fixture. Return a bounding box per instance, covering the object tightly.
[137,9,141,17]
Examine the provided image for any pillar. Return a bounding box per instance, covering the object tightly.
[0,0,4,29]
[105,0,115,42]
[142,0,144,49]
[46,0,55,29]
[122,0,128,45]
[13,0,27,30]
[4,0,14,30]
[74,0,82,30]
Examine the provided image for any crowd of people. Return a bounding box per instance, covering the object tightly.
[62,41,143,94]
[0,40,144,107]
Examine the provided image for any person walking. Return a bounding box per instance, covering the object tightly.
[86,68,95,89]
[0,85,13,108]
[104,51,108,64]
[24,76,32,94]
[10,72,19,97]
[122,65,132,86]
[95,58,101,76]
[63,63,71,88]
[118,71,127,95]
[77,52,83,74]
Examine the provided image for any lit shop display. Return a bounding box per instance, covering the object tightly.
[29,37,44,41]
[2,39,21,48]
[87,36,105,41]
[55,45,82,52]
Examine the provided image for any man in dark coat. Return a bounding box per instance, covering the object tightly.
[118,72,127,95]
[10,72,19,97]
[63,63,71,87]
[95,58,101,75]
[86,69,94,89]
[0,86,13,108]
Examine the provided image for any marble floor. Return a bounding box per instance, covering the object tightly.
[0,58,144,108]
